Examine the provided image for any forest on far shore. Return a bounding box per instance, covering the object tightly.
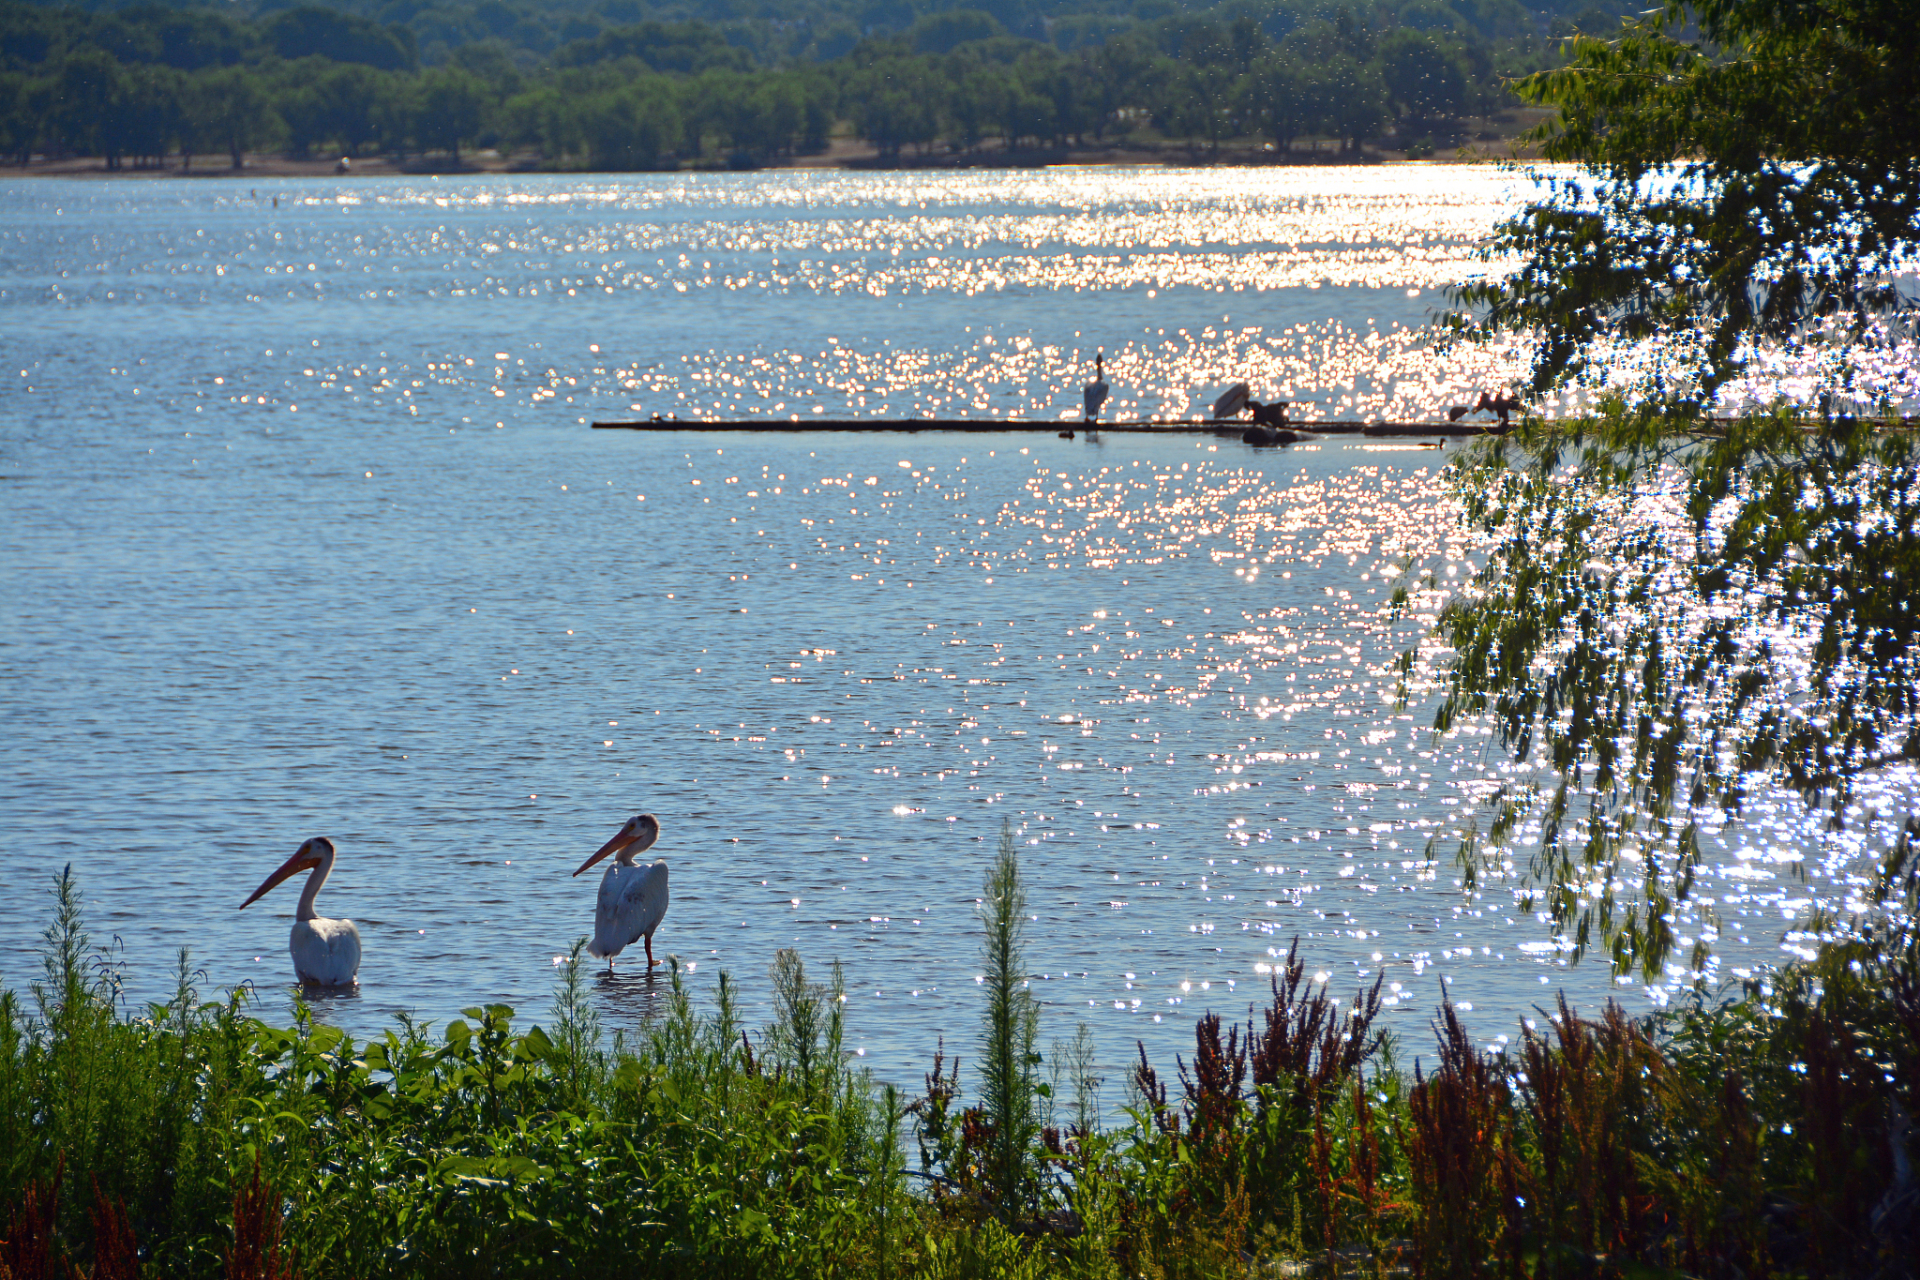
[1,0,1630,169]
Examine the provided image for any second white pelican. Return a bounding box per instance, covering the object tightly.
[1083,351,1110,422]
[239,836,361,986]
[573,814,668,969]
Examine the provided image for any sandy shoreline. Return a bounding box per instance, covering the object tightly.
[4,123,1548,179]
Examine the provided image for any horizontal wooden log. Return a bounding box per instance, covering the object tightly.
[589,417,1505,436]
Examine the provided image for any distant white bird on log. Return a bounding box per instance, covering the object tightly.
[239,836,361,986]
[1083,351,1110,422]
[573,813,668,970]
[1211,382,1252,420]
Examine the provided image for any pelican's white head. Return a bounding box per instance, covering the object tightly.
[573,813,661,877]
[240,836,335,909]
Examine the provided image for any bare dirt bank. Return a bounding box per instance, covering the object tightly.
[7,117,1550,179]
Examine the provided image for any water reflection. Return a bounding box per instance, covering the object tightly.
[591,967,671,1029]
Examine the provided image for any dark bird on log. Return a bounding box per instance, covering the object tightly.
[1473,390,1523,427]
[1249,400,1290,427]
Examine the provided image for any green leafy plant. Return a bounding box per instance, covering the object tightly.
[975,821,1043,1220]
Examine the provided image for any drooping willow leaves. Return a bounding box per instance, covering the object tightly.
[1425,0,1920,974]
[1424,405,1920,975]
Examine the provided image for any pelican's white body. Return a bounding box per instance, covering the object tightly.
[1212,381,1252,421]
[1083,353,1110,421]
[588,858,670,961]
[574,814,669,967]
[291,915,361,986]
[243,836,361,987]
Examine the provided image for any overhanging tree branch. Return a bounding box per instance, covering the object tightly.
[1426,0,1920,976]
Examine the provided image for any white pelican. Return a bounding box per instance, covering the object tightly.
[1083,351,1110,422]
[573,814,668,970]
[239,837,361,986]
[1211,381,1251,420]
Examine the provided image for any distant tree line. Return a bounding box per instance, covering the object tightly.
[0,0,1636,168]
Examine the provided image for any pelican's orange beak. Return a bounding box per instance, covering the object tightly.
[240,849,320,909]
[572,827,635,877]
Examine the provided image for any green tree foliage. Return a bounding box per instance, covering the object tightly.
[0,70,33,162]
[1376,27,1468,135]
[1238,56,1308,151]
[49,45,121,159]
[264,5,417,72]
[2,0,1548,169]
[1432,0,1920,974]
[1466,0,1919,401]
[908,8,1008,54]
[550,18,748,73]
[847,51,943,157]
[301,61,393,157]
[415,64,487,161]
[1310,52,1390,153]
[578,75,682,167]
[113,62,184,168]
[199,64,280,167]
[145,6,250,72]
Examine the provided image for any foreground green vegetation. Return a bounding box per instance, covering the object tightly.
[0,0,1617,168]
[5,833,1919,1278]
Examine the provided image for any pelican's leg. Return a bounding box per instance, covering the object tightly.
[645,934,659,967]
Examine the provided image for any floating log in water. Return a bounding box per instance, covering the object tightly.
[590,417,1506,437]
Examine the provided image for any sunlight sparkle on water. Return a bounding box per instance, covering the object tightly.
[2,167,1902,1093]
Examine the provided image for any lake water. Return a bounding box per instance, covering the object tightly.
[0,167,1874,1097]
